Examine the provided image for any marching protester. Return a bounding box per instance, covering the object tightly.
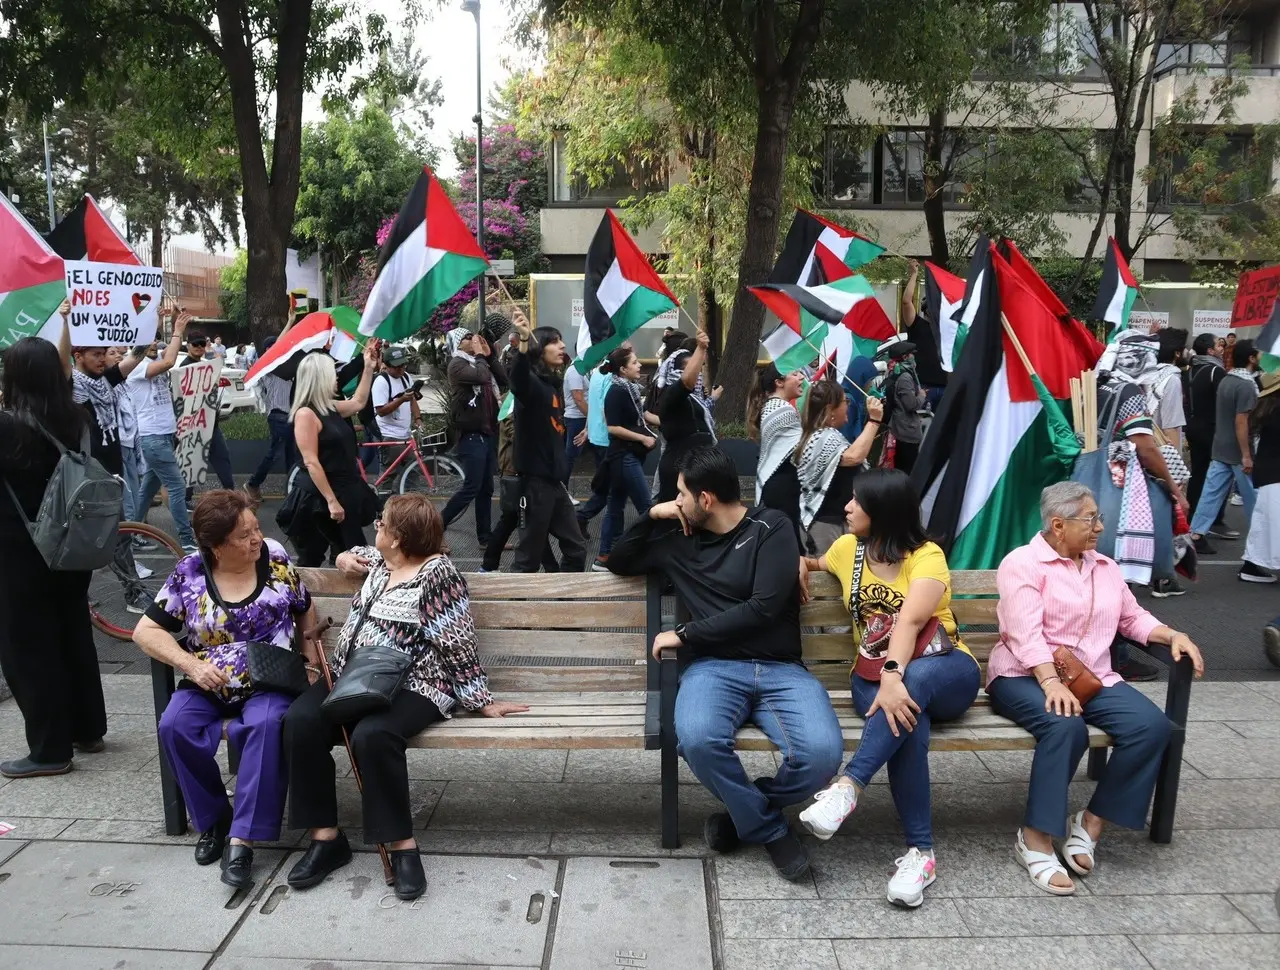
[795,380,884,555]
[0,309,107,779]
[986,482,1203,896]
[364,344,421,477]
[105,346,142,526]
[287,343,382,565]
[1240,373,1279,584]
[593,345,656,571]
[1185,333,1235,547]
[131,310,197,552]
[875,337,926,474]
[479,408,559,573]
[284,494,527,901]
[798,468,981,909]
[508,312,587,573]
[747,363,805,534]
[244,335,297,505]
[653,331,719,502]
[562,347,591,489]
[179,333,235,495]
[574,351,619,538]
[134,490,318,888]
[440,327,506,546]
[607,446,843,881]
[1190,338,1261,568]
[1150,328,1188,448]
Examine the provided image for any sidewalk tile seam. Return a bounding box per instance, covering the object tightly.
[1223,895,1280,934]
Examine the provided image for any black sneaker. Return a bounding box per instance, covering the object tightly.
[1193,535,1217,556]
[764,828,810,881]
[1208,522,1240,540]
[703,812,740,853]
[1150,577,1186,598]
[1239,561,1277,584]
[0,756,72,779]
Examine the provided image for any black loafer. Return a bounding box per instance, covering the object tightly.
[73,738,105,754]
[287,831,353,889]
[764,828,811,881]
[390,848,427,901]
[220,844,254,889]
[703,812,740,853]
[194,814,231,866]
[0,756,72,779]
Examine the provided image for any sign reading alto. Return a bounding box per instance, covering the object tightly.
[170,358,223,488]
[64,259,163,347]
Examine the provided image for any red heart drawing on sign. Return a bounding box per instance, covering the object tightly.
[131,293,152,315]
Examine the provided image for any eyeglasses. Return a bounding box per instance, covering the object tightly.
[1064,512,1105,528]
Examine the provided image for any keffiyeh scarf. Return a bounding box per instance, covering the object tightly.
[657,349,717,439]
[72,368,118,448]
[756,397,801,502]
[796,427,850,530]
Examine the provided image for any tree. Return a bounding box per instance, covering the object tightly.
[294,104,426,296]
[344,36,443,159]
[0,0,408,343]
[219,249,250,329]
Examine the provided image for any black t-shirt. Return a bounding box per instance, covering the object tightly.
[510,352,569,482]
[80,365,125,477]
[606,506,802,663]
[1186,359,1224,441]
[816,463,857,522]
[604,382,652,459]
[906,312,947,388]
[1253,404,1280,490]
[659,380,713,448]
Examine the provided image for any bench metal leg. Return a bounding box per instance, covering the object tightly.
[149,658,187,837]
[1086,747,1108,781]
[1149,656,1194,845]
[659,651,680,850]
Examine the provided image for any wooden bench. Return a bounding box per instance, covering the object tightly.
[657,569,1194,849]
[150,568,1193,851]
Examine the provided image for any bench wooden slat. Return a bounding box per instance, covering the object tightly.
[297,567,645,600]
[472,599,646,630]
[485,667,646,692]
[408,725,646,749]
[475,630,645,660]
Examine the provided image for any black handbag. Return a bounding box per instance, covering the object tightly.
[320,581,416,723]
[499,475,523,515]
[200,552,311,696]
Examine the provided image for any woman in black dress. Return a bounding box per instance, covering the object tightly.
[654,330,719,502]
[0,317,109,778]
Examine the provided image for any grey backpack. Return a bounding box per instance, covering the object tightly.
[3,416,123,570]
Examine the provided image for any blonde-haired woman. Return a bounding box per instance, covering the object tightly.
[795,380,883,555]
[291,342,381,563]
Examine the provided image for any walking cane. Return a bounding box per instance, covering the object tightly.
[304,618,396,887]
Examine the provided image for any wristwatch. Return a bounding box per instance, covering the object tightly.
[674,623,690,646]
[881,659,903,676]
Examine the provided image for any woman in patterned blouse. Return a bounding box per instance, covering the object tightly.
[283,493,528,901]
[134,489,319,890]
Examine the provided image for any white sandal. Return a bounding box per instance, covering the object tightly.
[1014,829,1075,896]
[1062,812,1097,877]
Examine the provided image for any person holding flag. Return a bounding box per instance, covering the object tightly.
[653,331,719,502]
[440,331,505,547]
[874,337,927,474]
[747,363,806,534]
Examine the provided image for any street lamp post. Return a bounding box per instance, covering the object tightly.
[462,0,485,315]
[42,123,72,230]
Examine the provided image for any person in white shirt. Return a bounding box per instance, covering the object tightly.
[128,310,196,551]
[1149,328,1188,448]
[364,345,419,474]
[210,336,226,358]
[562,362,590,488]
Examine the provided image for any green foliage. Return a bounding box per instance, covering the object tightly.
[220,411,269,441]
[1033,256,1103,325]
[714,420,750,441]
[220,251,250,330]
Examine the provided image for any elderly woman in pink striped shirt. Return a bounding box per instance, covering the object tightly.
[987,481,1203,896]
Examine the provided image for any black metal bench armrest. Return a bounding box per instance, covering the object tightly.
[1132,640,1194,726]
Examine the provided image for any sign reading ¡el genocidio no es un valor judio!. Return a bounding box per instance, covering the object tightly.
[65,260,164,347]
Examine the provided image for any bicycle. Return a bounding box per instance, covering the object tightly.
[88,521,185,641]
[287,426,465,498]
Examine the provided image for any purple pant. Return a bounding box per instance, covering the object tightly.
[157,687,291,841]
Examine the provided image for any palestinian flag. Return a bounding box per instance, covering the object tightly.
[1094,237,1140,339]
[924,261,967,372]
[359,167,488,342]
[750,274,882,374]
[576,211,678,373]
[0,195,67,349]
[912,244,1082,571]
[1258,295,1280,372]
[244,307,361,388]
[770,209,885,285]
[1001,239,1103,365]
[45,194,141,265]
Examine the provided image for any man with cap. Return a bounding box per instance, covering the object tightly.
[441,326,508,546]
[359,344,420,477]
[875,335,926,474]
[244,334,297,505]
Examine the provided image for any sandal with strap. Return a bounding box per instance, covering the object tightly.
[1062,811,1097,877]
[1014,829,1075,896]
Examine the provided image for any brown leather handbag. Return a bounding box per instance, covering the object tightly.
[1050,570,1103,705]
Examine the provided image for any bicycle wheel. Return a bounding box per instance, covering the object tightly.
[399,454,466,496]
[287,464,302,496]
[88,521,185,641]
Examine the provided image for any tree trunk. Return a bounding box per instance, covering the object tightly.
[150,214,163,268]
[700,286,720,377]
[922,106,950,266]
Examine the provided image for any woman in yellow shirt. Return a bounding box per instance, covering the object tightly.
[797,468,980,909]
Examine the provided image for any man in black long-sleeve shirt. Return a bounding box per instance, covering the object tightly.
[608,446,842,881]
[508,312,586,572]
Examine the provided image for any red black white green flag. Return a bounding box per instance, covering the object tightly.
[923,261,967,373]
[770,209,885,286]
[0,194,66,349]
[1094,237,1140,339]
[45,194,141,265]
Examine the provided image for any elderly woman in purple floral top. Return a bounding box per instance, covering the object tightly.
[283,493,528,901]
[134,490,318,890]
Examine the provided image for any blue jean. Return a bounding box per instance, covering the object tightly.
[136,433,195,547]
[598,453,652,557]
[987,676,1172,837]
[440,432,497,541]
[675,658,843,844]
[576,445,609,524]
[249,410,297,488]
[359,422,382,475]
[1191,460,1255,535]
[120,444,142,522]
[563,416,588,484]
[845,650,980,849]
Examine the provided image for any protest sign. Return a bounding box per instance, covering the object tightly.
[1192,309,1233,336]
[170,359,222,488]
[1230,265,1280,330]
[64,259,163,347]
[1129,310,1169,332]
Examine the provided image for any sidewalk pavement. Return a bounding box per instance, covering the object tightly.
[0,675,1278,968]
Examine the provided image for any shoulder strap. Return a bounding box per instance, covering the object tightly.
[199,551,232,615]
[846,539,867,628]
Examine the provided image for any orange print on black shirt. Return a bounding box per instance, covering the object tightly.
[550,392,564,435]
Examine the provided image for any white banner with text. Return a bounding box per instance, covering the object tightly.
[65,260,163,347]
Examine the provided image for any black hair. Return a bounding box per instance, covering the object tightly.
[1234,338,1257,365]
[676,445,740,504]
[1,337,87,455]
[746,363,785,440]
[1192,332,1217,355]
[1157,328,1188,364]
[850,468,931,564]
[599,345,635,375]
[678,335,699,354]
[657,331,686,362]
[530,326,564,379]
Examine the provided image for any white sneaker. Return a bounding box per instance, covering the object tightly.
[798,782,857,840]
[569,495,581,507]
[1230,493,1244,506]
[886,847,936,908]
[134,561,154,580]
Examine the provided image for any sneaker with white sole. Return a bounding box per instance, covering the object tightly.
[1230,493,1244,506]
[887,847,936,908]
[1239,561,1277,584]
[134,561,154,580]
[798,781,857,840]
[125,589,154,615]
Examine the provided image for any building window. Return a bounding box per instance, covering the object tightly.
[824,129,874,203]
[1155,29,1252,75]
[549,132,668,204]
[986,2,1112,78]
